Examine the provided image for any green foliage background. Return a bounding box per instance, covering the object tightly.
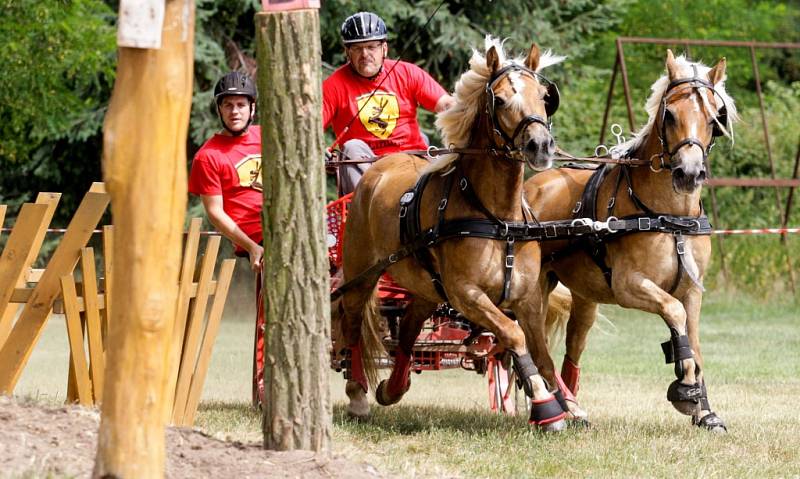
[0,0,798,297]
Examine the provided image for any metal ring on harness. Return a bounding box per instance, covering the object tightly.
[426,145,438,159]
[500,222,509,237]
[610,123,625,145]
[571,218,592,228]
[593,216,619,233]
[595,144,609,157]
[649,153,665,173]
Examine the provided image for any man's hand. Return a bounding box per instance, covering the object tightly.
[248,244,264,272]
[325,148,339,174]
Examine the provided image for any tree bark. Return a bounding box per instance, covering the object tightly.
[93,1,194,477]
[256,10,331,452]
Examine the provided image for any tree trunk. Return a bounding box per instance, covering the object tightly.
[93,1,194,477]
[256,10,331,452]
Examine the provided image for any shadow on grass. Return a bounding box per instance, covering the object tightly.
[333,401,538,436]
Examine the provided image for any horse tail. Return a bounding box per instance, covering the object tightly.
[545,283,572,348]
[359,284,385,389]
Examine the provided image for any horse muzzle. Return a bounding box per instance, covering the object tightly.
[522,134,555,171]
[671,165,706,194]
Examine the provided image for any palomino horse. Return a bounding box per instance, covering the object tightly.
[336,37,570,429]
[523,50,737,431]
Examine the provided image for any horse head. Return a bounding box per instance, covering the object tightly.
[658,49,731,194]
[484,43,559,171]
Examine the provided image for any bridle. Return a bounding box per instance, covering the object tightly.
[484,64,560,163]
[652,70,728,172]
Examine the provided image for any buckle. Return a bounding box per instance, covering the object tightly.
[545,225,558,238]
[607,197,616,210]
[459,177,468,191]
[675,236,686,255]
[399,206,408,218]
[438,198,448,211]
[639,217,651,231]
[505,255,515,268]
[571,201,582,214]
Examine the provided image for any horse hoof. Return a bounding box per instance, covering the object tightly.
[536,418,567,433]
[670,400,698,416]
[568,417,591,429]
[375,379,405,406]
[345,380,370,419]
[693,412,727,433]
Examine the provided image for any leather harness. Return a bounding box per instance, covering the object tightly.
[331,71,721,302]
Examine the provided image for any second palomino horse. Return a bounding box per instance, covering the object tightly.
[524,50,737,431]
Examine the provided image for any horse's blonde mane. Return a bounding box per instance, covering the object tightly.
[425,36,566,174]
[612,54,739,158]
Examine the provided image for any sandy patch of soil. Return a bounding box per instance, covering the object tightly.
[0,396,383,478]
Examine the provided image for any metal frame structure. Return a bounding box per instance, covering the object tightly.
[601,37,800,293]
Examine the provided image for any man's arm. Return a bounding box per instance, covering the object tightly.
[435,94,456,113]
[200,194,263,271]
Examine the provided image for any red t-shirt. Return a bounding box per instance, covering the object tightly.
[188,126,263,245]
[323,60,447,156]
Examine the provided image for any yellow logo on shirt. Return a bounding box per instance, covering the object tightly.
[235,154,262,191]
[357,91,399,139]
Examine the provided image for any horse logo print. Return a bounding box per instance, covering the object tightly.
[356,91,399,139]
[234,154,263,191]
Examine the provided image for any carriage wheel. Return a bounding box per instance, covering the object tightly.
[252,274,266,410]
[487,354,526,415]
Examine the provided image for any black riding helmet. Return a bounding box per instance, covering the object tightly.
[214,72,257,135]
[340,12,387,45]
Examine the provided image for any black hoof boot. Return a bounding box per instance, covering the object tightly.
[667,380,703,416]
[693,412,727,433]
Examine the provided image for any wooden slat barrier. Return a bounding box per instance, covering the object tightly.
[0,187,236,427]
[0,187,104,392]
[58,218,234,426]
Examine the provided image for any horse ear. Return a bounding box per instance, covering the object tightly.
[665,49,679,80]
[707,57,727,86]
[526,43,541,71]
[487,46,500,73]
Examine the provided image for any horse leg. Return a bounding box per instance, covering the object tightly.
[376,299,437,406]
[341,282,381,419]
[684,288,726,432]
[452,289,566,431]
[561,294,598,397]
[613,273,701,416]
[516,281,583,427]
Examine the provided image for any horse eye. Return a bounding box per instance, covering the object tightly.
[663,109,675,124]
[494,97,507,108]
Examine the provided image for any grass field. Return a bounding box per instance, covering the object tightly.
[13,292,800,478]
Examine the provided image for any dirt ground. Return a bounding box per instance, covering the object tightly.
[0,396,384,478]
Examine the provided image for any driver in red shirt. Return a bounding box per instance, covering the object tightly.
[323,11,455,195]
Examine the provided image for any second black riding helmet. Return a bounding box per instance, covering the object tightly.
[340,12,387,45]
[214,71,257,105]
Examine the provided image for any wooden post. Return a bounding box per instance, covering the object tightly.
[93,0,194,477]
[256,10,331,451]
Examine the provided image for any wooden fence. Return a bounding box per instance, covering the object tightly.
[0,184,235,426]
